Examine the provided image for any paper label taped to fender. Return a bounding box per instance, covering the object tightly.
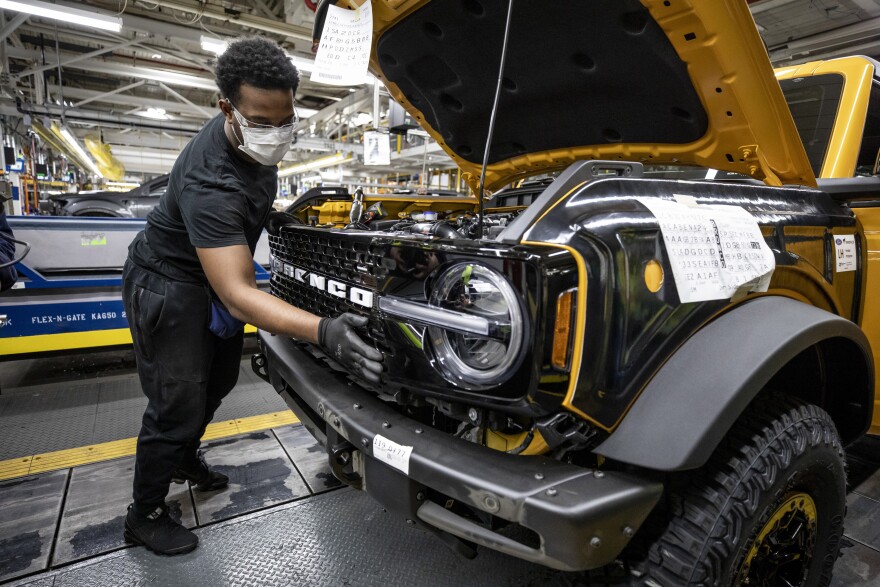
[637,197,775,303]
[372,434,413,475]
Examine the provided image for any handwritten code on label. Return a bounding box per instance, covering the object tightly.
[372,433,413,475]
[311,0,373,86]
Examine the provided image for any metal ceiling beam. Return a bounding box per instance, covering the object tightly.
[14,37,141,80]
[132,41,209,71]
[72,80,145,109]
[47,84,212,119]
[22,3,239,45]
[291,136,364,155]
[307,86,373,128]
[88,129,193,150]
[6,45,217,90]
[144,0,312,42]
[768,15,880,59]
[850,0,880,17]
[158,82,213,119]
[775,37,880,65]
[396,139,448,161]
[782,16,880,51]
[253,0,280,19]
[2,102,203,133]
[0,13,27,43]
[749,0,800,15]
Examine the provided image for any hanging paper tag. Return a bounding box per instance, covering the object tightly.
[363,130,391,165]
[636,197,776,304]
[311,0,373,86]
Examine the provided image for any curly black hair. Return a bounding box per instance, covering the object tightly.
[215,37,300,105]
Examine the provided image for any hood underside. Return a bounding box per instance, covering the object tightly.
[359,0,816,191]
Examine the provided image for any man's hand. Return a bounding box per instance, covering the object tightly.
[318,313,384,383]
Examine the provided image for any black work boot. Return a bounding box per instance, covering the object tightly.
[123,503,198,555]
[171,450,229,491]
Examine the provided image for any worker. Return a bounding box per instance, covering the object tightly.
[121,38,383,555]
[0,205,18,291]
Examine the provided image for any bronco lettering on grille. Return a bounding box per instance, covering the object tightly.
[272,258,374,308]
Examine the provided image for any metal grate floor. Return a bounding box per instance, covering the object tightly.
[2,349,880,585]
[0,347,287,461]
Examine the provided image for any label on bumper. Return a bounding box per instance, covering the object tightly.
[373,434,413,475]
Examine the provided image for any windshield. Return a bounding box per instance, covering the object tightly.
[778,74,844,177]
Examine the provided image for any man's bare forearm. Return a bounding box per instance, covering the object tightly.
[228,287,321,343]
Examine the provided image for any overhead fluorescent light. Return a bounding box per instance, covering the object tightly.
[135,107,171,120]
[278,152,351,177]
[130,67,216,91]
[0,0,122,32]
[200,35,229,56]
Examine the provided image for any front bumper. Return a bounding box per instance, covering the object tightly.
[258,332,663,572]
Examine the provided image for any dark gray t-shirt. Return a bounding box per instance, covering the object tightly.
[129,114,277,284]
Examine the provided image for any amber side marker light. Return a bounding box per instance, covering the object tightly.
[645,259,664,293]
[552,289,576,370]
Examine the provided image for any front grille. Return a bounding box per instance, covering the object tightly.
[269,229,391,286]
[269,227,390,346]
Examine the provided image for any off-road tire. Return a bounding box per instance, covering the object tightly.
[639,394,846,586]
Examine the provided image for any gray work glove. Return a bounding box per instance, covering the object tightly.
[318,313,384,384]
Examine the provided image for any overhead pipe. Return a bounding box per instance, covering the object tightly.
[14,100,202,134]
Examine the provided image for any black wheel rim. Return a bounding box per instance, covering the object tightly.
[737,492,818,586]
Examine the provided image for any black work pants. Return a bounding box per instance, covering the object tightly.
[122,261,243,514]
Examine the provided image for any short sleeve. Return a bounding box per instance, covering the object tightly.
[178,181,248,248]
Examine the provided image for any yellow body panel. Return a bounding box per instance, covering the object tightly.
[853,207,880,434]
[359,0,815,191]
[775,56,876,178]
[295,195,478,227]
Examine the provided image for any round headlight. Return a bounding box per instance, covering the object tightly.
[427,262,524,388]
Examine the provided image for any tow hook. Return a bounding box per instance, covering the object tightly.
[251,353,269,382]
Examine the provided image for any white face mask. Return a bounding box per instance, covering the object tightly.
[229,103,297,166]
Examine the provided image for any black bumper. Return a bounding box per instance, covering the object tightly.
[258,332,663,572]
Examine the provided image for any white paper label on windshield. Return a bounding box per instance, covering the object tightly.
[637,197,776,304]
[363,130,390,165]
[834,235,857,272]
[310,0,373,86]
[372,434,413,475]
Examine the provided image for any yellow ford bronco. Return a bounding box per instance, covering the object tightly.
[253,0,880,584]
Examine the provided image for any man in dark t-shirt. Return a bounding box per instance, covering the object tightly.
[122,38,383,555]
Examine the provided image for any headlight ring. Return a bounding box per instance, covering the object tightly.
[426,262,524,389]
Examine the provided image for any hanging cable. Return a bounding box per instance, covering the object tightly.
[0,238,30,269]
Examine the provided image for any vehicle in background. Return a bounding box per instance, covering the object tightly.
[40,174,169,218]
